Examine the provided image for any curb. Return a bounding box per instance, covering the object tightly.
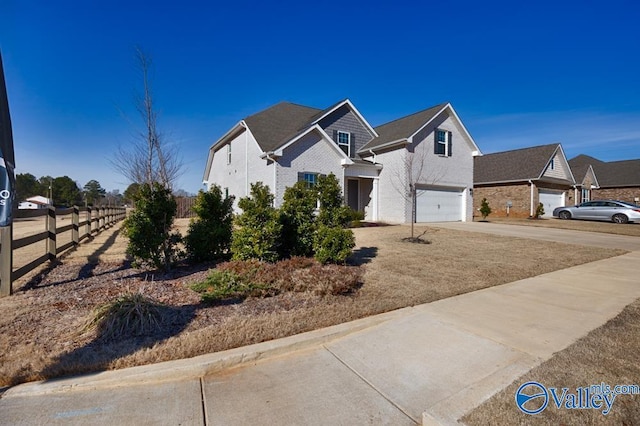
[2,305,414,398]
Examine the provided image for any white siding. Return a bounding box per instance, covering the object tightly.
[275,131,345,207]
[375,112,475,224]
[206,129,272,211]
[376,148,411,223]
[411,113,475,222]
[542,152,572,181]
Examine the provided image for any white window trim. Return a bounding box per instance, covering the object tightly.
[337,131,351,157]
[436,129,449,156]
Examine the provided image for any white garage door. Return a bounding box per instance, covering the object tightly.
[415,188,463,222]
[538,189,565,218]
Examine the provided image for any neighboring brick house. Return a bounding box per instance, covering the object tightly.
[569,155,640,205]
[473,144,575,218]
[203,99,481,223]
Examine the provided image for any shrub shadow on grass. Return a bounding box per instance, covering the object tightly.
[20,228,125,291]
[40,302,199,382]
[348,246,378,266]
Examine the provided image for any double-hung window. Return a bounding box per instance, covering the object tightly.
[337,131,350,157]
[302,172,318,189]
[434,129,452,156]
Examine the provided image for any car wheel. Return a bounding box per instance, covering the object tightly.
[612,214,629,224]
[558,211,571,220]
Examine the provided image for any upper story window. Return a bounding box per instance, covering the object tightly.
[337,131,351,156]
[434,129,452,157]
[226,144,231,164]
[550,159,555,170]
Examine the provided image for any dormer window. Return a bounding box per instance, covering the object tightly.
[337,131,350,156]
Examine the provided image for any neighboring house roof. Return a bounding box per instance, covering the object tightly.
[359,102,480,155]
[569,155,640,188]
[25,195,52,205]
[474,143,572,184]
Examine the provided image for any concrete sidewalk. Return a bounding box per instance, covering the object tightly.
[1,225,639,425]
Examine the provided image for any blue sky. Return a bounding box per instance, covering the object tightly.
[1,0,639,194]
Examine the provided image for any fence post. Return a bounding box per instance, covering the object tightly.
[47,205,56,260]
[0,224,13,296]
[72,206,79,245]
[85,207,91,235]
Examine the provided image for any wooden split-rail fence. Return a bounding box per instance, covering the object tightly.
[0,206,127,297]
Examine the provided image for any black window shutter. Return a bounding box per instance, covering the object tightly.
[434,131,439,154]
[297,172,304,182]
[350,133,355,158]
[448,132,453,157]
[333,130,338,143]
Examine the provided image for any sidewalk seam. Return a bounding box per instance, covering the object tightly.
[323,345,419,425]
[199,377,208,426]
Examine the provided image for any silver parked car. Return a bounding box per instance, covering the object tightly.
[553,200,640,224]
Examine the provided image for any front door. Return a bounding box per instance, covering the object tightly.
[347,179,359,211]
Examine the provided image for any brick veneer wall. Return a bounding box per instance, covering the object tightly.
[473,182,575,218]
[592,187,640,204]
[473,184,533,218]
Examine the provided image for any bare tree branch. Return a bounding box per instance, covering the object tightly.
[111,47,183,190]
[388,141,445,238]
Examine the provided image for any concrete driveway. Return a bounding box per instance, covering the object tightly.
[429,221,640,251]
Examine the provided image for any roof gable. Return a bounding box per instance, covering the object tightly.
[359,103,480,155]
[244,102,322,153]
[474,143,571,184]
[360,103,446,152]
[309,99,378,139]
[569,155,640,187]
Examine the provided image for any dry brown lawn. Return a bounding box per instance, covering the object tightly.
[482,216,640,237]
[0,220,626,389]
[463,298,640,424]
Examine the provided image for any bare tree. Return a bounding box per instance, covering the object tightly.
[389,142,444,240]
[112,47,182,189]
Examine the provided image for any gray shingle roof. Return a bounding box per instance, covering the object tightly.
[474,143,560,184]
[570,155,640,187]
[359,103,447,152]
[243,102,322,152]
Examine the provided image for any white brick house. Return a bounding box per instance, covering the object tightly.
[203,100,481,223]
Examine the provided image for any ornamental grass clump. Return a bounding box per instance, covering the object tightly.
[84,293,168,342]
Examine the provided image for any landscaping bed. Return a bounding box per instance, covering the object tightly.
[0,222,626,388]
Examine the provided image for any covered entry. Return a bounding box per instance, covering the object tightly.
[415,187,464,222]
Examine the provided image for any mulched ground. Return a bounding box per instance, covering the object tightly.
[0,259,335,387]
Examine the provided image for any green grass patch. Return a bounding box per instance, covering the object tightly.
[190,270,270,303]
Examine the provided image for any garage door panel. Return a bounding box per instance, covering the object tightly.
[539,190,564,218]
[415,188,463,222]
